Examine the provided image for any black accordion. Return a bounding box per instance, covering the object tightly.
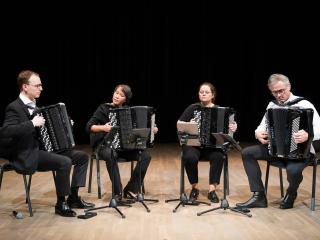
[35,103,75,152]
[109,106,155,150]
[199,106,235,147]
[267,107,314,159]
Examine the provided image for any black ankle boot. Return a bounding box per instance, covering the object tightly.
[236,191,268,208]
[189,188,199,202]
[208,190,219,203]
[280,192,297,209]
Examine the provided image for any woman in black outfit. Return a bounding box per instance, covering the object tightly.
[86,84,158,199]
[177,82,237,203]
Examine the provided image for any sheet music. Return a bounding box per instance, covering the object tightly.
[177,121,201,146]
[176,121,199,135]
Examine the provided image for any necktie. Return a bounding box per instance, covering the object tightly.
[25,104,35,110]
[25,104,38,115]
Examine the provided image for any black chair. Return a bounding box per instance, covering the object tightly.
[0,157,57,217]
[264,153,319,211]
[0,158,33,216]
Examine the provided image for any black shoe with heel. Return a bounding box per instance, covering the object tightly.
[123,186,137,199]
[280,192,297,209]
[189,188,199,202]
[208,191,219,203]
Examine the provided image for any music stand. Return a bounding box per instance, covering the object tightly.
[125,128,159,212]
[165,122,211,212]
[197,133,252,217]
[85,127,132,219]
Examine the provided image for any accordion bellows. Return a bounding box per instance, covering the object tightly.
[35,103,75,152]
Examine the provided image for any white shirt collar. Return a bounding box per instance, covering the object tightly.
[19,92,36,107]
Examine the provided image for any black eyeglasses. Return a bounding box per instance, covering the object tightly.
[271,88,286,96]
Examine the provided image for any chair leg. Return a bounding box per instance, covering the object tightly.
[264,162,270,195]
[96,153,102,199]
[23,175,33,217]
[26,175,32,203]
[88,154,94,193]
[52,171,56,184]
[279,169,284,198]
[311,161,317,211]
[0,168,3,190]
[224,155,229,195]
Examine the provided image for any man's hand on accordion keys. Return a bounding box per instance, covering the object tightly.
[31,115,45,127]
[293,130,309,144]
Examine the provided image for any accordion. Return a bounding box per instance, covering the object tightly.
[109,106,155,150]
[199,106,235,147]
[35,103,75,152]
[178,106,235,147]
[267,107,314,159]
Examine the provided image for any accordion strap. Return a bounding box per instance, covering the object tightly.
[272,97,305,107]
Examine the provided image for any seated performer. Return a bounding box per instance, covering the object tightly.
[177,82,237,203]
[86,84,158,199]
[0,70,94,217]
[236,73,320,209]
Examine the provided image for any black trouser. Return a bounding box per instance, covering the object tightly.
[60,150,89,188]
[37,149,89,196]
[37,150,72,197]
[99,147,151,195]
[182,145,224,186]
[241,144,308,193]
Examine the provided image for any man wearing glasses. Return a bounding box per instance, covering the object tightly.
[0,70,94,217]
[236,73,320,209]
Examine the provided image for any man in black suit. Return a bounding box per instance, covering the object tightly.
[0,70,94,217]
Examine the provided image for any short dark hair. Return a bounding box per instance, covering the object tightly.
[114,84,133,104]
[17,70,39,90]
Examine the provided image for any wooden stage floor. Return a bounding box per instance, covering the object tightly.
[1,143,319,240]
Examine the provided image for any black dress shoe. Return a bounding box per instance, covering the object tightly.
[236,192,268,208]
[189,188,199,202]
[280,192,297,209]
[67,196,95,209]
[55,202,76,217]
[208,191,219,203]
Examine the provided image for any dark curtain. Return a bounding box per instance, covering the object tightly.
[1,3,319,144]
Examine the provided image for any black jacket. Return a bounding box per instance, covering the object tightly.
[0,98,39,174]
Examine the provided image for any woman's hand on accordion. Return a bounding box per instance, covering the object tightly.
[255,130,269,145]
[293,130,309,143]
[31,115,45,127]
[90,123,112,133]
[102,123,113,133]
